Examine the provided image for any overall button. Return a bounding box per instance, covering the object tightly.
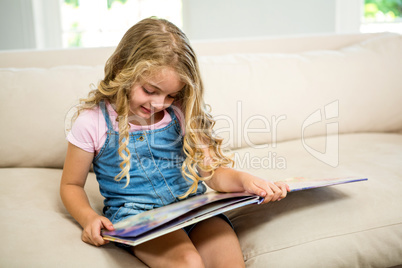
[137,136,144,141]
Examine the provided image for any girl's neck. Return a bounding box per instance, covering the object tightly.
[129,110,165,126]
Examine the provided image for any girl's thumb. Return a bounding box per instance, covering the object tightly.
[102,218,115,231]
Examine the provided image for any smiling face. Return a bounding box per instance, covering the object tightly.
[128,67,184,125]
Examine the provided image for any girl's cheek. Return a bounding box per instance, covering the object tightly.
[165,99,175,107]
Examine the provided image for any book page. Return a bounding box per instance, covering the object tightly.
[283,177,367,192]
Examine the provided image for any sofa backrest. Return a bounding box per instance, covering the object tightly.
[0,33,381,68]
[200,33,402,149]
[0,33,401,169]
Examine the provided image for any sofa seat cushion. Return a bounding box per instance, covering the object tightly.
[226,132,402,267]
[1,133,401,267]
[0,168,146,267]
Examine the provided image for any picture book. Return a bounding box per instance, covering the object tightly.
[102,176,367,246]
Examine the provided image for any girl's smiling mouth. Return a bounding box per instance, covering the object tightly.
[141,106,152,114]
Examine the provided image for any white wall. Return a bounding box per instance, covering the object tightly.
[0,0,61,50]
[182,0,339,40]
[0,0,36,50]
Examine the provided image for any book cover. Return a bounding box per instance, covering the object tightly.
[102,176,367,246]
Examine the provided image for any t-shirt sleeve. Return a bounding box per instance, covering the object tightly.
[67,108,105,153]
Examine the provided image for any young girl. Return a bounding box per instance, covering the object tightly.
[61,17,289,267]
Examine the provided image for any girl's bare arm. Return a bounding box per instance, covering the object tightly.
[60,142,114,246]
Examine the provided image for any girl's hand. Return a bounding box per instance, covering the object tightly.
[81,214,115,247]
[242,174,290,204]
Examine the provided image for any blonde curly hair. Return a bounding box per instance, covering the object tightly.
[76,17,233,198]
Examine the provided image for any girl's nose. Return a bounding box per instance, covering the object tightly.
[151,97,166,110]
[152,103,164,110]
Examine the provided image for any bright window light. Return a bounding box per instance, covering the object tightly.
[361,0,402,34]
[61,0,182,48]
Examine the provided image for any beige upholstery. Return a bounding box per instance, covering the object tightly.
[0,33,401,267]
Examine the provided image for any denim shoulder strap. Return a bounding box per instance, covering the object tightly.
[167,106,177,121]
[99,100,113,131]
[167,106,183,135]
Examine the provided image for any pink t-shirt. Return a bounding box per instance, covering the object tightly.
[67,101,185,155]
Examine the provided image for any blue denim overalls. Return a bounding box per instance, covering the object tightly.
[93,101,206,224]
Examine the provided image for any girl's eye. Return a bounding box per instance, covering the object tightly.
[168,95,176,99]
[143,87,154,95]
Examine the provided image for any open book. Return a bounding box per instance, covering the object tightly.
[102,176,367,246]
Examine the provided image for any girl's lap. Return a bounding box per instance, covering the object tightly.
[189,216,245,268]
[131,229,203,267]
[121,216,244,267]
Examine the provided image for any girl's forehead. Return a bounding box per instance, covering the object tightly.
[144,67,183,85]
[142,67,185,93]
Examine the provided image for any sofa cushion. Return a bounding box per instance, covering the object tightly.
[0,168,147,267]
[226,132,402,267]
[200,33,402,150]
[0,65,103,168]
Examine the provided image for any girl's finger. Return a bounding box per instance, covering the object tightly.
[101,217,115,231]
[82,231,94,246]
[92,222,106,246]
[276,182,289,197]
[279,184,287,198]
[247,180,267,197]
[258,181,278,203]
[267,181,283,201]
[275,182,290,201]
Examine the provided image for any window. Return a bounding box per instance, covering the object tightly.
[61,0,182,48]
[361,0,402,34]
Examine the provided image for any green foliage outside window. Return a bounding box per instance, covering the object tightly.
[64,0,129,9]
[365,0,402,20]
[107,0,128,9]
[68,22,82,47]
[64,0,79,8]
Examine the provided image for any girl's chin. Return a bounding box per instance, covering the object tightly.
[128,108,163,124]
[129,107,152,117]
[128,111,152,123]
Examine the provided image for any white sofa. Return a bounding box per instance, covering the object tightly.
[1,32,402,267]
